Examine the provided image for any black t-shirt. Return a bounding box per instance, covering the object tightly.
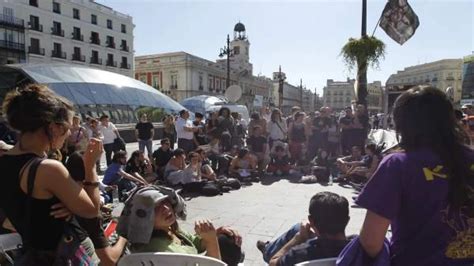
[193,120,208,145]
[247,136,267,153]
[312,116,330,134]
[152,148,174,168]
[278,237,351,266]
[339,116,354,131]
[135,122,154,140]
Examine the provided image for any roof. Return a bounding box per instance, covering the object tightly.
[234,22,246,32]
[0,63,186,113]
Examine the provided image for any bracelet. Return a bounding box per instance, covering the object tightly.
[83,181,100,187]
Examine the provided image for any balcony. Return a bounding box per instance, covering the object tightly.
[72,33,83,41]
[90,37,100,45]
[90,57,102,65]
[72,53,85,62]
[106,42,115,49]
[51,50,66,59]
[446,76,455,81]
[0,14,24,29]
[28,22,42,32]
[106,60,117,67]
[51,28,64,37]
[120,62,130,69]
[28,46,44,55]
[120,45,129,52]
[0,40,25,51]
[170,85,178,90]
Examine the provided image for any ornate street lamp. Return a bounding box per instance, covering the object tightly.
[219,34,234,89]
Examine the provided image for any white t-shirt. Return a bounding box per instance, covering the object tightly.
[175,117,194,140]
[100,122,117,144]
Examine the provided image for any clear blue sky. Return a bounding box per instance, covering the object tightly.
[99,0,473,94]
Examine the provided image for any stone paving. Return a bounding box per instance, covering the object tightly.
[110,141,367,266]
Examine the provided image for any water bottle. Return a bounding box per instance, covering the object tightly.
[328,174,333,186]
[112,187,119,205]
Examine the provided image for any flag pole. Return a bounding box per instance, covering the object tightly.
[371,15,382,37]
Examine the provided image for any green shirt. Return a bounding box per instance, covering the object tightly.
[131,229,205,255]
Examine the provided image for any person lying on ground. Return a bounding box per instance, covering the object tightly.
[257,192,351,266]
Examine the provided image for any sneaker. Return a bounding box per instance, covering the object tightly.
[256,240,268,254]
[251,176,260,182]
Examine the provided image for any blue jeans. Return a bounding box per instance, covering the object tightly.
[138,139,153,156]
[263,223,301,262]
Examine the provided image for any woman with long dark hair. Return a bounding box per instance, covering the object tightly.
[356,86,474,265]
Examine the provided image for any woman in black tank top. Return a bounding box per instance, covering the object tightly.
[288,112,308,163]
[0,84,103,262]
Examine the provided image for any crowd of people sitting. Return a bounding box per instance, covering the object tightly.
[0,83,473,266]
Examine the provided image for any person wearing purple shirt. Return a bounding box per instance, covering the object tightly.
[356,86,474,266]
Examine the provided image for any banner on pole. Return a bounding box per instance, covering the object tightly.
[379,0,420,45]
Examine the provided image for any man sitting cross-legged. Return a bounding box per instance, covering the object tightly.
[257,192,352,266]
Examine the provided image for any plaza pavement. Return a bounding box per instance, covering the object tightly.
[105,141,367,266]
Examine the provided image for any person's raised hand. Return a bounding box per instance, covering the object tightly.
[195,219,217,242]
[217,226,242,247]
[83,138,103,167]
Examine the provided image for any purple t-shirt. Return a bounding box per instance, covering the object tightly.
[356,148,474,266]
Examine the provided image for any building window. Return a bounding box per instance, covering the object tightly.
[120,56,129,69]
[120,40,128,51]
[106,53,115,67]
[72,47,84,61]
[29,0,38,7]
[72,27,82,41]
[233,46,240,55]
[90,50,100,64]
[52,21,63,36]
[152,75,160,88]
[121,24,126,33]
[52,42,65,59]
[106,36,115,48]
[171,75,178,89]
[199,76,203,90]
[73,8,80,19]
[91,14,97,25]
[52,2,60,14]
[29,15,42,31]
[28,38,43,55]
[107,19,113,29]
[90,31,100,45]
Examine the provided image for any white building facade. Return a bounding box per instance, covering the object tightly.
[322,79,356,111]
[367,81,383,113]
[134,23,273,113]
[386,59,463,104]
[0,0,134,77]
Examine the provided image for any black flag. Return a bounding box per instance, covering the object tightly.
[379,0,420,45]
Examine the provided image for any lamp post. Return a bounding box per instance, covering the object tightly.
[277,65,286,110]
[219,34,233,89]
[357,0,368,107]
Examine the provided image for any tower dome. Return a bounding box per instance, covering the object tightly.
[234,22,246,32]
